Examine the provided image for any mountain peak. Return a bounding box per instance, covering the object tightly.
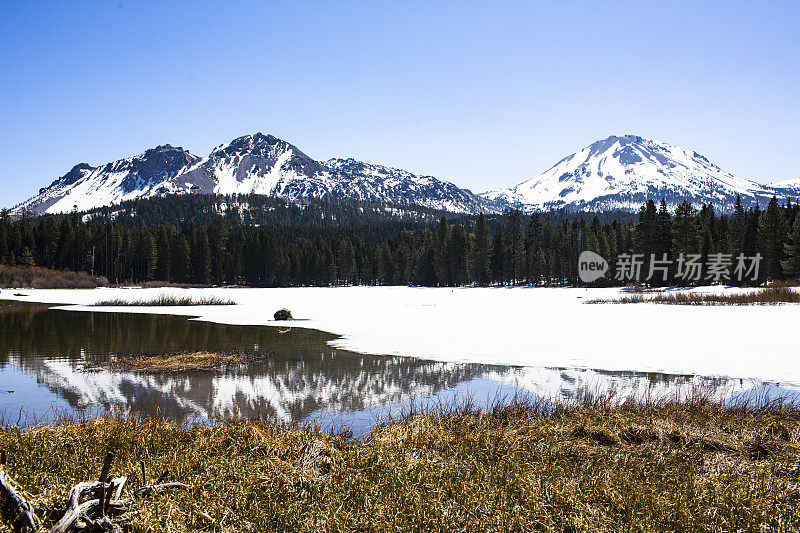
[145,144,185,153]
[600,134,642,143]
[211,132,298,158]
[50,163,96,189]
[769,177,800,189]
[481,135,786,213]
[14,133,796,217]
[11,132,493,216]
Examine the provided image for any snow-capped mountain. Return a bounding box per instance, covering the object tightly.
[482,135,795,213]
[320,157,484,212]
[12,133,494,215]
[19,144,202,214]
[15,133,797,217]
[768,177,800,197]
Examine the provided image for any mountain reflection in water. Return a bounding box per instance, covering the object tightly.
[0,300,794,435]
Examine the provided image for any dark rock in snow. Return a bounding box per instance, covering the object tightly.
[274,308,293,321]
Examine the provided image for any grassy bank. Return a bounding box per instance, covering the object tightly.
[587,286,800,305]
[1,397,798,532]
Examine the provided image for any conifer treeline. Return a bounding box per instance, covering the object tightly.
[1,195,798,287]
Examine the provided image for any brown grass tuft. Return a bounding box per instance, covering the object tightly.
[85,351,263,372]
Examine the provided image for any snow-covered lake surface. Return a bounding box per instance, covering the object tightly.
[1,286,799,435]
[3,285,799,384]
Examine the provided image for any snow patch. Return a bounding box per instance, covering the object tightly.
[6,286,800,385]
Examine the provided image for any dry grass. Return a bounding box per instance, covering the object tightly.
[767,279,799,288]
[619,286,665,294]
[87,351,263,372]
[587,286,800,305]
[0,264,106,289]
[0,300,50,315]
[1,396,799,532]
[94,293,235,306]
[131,281,217,289]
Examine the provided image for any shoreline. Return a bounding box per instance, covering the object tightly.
[1,397,798,531]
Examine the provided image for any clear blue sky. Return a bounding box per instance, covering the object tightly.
[2,0,799,207]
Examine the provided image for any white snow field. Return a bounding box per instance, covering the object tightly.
[3,286,799,385]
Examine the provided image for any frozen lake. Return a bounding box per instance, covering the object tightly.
[4,285,800,381]
[1,287,798,435]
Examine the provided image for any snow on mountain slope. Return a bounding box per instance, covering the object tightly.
[321,158,486,213]
[15,133,794,217]
[174,133,328,197]
[482,135,789,213]
[17,145,201,214]
[768,177,800,194]
[12,133,494,215]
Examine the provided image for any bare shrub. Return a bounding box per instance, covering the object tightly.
[0,265,106,289]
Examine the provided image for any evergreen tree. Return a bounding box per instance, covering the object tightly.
[729,194,746,255]
[634,200,659,284]
[473,213,491,285]
[532,249,547,285]
[656,200,672,255]
[56,217,75,270]
[191,229,211,284]
[378,241,395,285]
[0,212,8,264]
[447,224,470,286]
[781,209,800,278]
[21,247,36,267]
[434,217,450,286]
[172,233,191,283]
[139,228,157,281]
[698,203,716,274]
[743,204,760,257]
[760,197,788,281]
[337,237,355,284]
[414,242,437,286]
[5,193,800,289]
[207,216,228,284]
[491,223,507,285]
[506,210,525,285]
[155,227,171,281]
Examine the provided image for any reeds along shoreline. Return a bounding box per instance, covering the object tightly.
[1,394,798,532]
[93,293,235,306]
[587,286,800,305]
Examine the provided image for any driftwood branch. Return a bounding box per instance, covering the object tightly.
[98,452,114,483]
[0,464,41,531]
[49,477,127,533]
[48,477,190,533]
[0,449,192,533]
